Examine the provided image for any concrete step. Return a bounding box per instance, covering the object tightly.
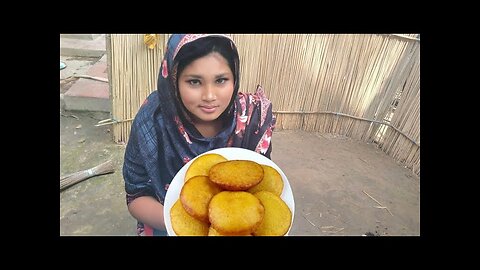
[61,34,103,40]
[60,34,106,58]
[63,79,110,112]
[64,55,110,112]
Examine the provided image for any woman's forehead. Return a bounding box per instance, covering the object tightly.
[179,52,233,77]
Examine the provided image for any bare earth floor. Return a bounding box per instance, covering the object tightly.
[60,112,420,236]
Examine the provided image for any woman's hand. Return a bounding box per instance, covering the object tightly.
[128,196,166,231]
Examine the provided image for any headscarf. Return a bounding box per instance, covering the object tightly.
[123,34,276,209]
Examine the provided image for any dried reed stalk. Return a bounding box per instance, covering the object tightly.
[60,160,115,191]
[109,34,168,143]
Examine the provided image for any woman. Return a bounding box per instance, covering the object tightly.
[123,34,276,236]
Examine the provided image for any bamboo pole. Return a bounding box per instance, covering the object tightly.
[274,110,419,147]
[389,34,420,42]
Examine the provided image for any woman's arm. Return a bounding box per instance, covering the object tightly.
[123,107,167,232]
[128,196,166,231]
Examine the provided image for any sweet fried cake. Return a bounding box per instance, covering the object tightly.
[208,226,252,236]
[209,160,264,191]
[185,153,227,182]
[248,165,284,196]
[252,191,292,236]
[170,199,209,236]
[180,175,222,222]
[209,191,264,235]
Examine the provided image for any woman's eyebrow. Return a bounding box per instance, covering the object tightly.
[182,73,230,79]
[215,73,230,78]
[182,74,202,79]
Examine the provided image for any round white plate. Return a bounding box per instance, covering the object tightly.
[163,147,295,236]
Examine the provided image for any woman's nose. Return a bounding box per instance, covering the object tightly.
[202,84,216,101]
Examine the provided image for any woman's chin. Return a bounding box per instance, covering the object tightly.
[198,115,221,123]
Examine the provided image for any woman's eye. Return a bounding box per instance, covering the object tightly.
[188,80,200,86]
[216,78,228,84]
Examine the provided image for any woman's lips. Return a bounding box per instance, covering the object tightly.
[199,105,217,113]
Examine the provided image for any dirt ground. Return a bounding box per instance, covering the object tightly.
[271,131,420,236]
[60,110,135,235]
[59,109,420,236]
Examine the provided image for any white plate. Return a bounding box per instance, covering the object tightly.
[164,147,295,236]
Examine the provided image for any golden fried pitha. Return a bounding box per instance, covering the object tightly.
[170,199,209,236]
[209,191,264,235]
[185,153,227,182]
[248,165,284,196]
[209,160,264,191]
[208,226,252,236]
[252,191,292,236]
[180,175,222,222]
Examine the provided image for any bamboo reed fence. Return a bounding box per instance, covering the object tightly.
[106,34,420,176]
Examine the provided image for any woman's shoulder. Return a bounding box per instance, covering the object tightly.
[132,91,161,127]
[139,91,160,113]
[237,85,272,107]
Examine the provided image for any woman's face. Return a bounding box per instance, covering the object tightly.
[178,52,234,124]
